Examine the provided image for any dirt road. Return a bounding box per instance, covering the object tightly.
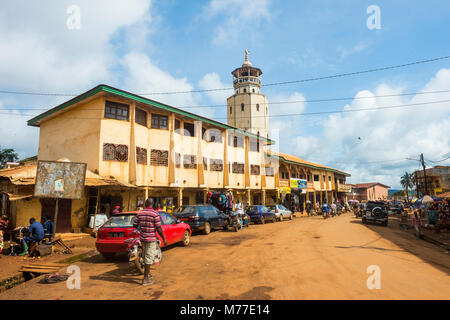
[1,214,449,300]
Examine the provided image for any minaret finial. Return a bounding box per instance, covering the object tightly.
[242,49,252,66]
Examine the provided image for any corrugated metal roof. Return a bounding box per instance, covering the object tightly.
[266,150,350,176]
[0,164,134,188]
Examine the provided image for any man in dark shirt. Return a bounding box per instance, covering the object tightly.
[43,216,55,240]
[20,218,44,256]
[133,198,167,286]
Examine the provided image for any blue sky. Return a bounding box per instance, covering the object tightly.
[0,0,449,188]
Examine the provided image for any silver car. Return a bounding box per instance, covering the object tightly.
[268,204,294,221]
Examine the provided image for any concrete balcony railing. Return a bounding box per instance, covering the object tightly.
[337,183,352,193]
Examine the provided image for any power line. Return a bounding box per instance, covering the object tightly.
[3,88,450,111]
[1,54,449,97]
[2,98,450,119]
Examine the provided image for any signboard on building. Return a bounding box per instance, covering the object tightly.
[34,160,87,200]
[290,178,307,194]
[307,181,315,191]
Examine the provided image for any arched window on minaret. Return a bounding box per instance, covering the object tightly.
[230,106,232,114]
[244,88,247,93]
[241,103,244,111]
[256,104,260,111]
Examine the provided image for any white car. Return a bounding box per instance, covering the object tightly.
[268,204,294,221]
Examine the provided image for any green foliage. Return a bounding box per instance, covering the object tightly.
[0,147,19,169]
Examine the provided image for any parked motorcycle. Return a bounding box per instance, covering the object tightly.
[124,230,162,274]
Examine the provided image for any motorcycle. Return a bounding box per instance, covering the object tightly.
[322,207,330,219]
[224,211,243,232]
[124,230,162,274]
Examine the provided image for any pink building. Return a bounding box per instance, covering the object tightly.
[348,183,390,202]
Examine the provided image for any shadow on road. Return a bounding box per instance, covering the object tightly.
[350,217,450,275]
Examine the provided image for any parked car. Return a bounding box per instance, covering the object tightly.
[173,205,229,235]
[267,204,294,221]
[362,201,388,226]
[246,205,276,224]
[388,201,403,214]
[96,211,191,259]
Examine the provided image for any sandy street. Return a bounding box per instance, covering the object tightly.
[1,213,449,300]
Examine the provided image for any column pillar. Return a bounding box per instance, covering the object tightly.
[262,189,266,206]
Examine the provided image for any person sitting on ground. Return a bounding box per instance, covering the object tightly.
[42,216,54,241]
[20,218,44,256]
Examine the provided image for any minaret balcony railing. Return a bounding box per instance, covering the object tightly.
[233,77,261,85]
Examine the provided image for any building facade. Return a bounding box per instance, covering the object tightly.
[414,166,450,196]
[347,183,390,202]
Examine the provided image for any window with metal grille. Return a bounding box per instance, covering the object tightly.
[232,162,244,174]
[135,108,147,127]
[203,157,208,170]
[251,165,260,175]
[105,101,129,121]
[184,122,195,137]
[151,114,168,130]
[103,143,128,162]
[183,155,197,169]
[175,152,181,168]
[210,159,223,172]
[314,175,319,181]
[208,129,222,143]
[150,149,168,166]
[136,147,147,165]
[265,167,274,176]
[175,119,180,132]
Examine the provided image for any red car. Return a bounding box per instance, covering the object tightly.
[96,210,191,259]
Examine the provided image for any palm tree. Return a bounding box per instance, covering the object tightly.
[400,172,414,203]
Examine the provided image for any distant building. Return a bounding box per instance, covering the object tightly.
[347,182,390,202]
[414,166,450,196]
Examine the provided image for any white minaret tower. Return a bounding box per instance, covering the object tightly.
[227,50,270,139]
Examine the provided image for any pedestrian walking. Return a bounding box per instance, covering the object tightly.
[133,197,167,286]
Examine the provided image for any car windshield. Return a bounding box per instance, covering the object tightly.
[174,206,197,216]
[103,215,135,227]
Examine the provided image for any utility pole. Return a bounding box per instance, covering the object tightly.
[420,153,429,195]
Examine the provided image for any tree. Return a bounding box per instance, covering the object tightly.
[400,172,414,203]
[0,147,19,169]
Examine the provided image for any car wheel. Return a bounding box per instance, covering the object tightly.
[261,216,265,224]
[134,247,145,274]
[101,252,116,260]
[203,222,211,235]
[181,230,190,246]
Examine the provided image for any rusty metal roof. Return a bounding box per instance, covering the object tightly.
[0,164,135,188]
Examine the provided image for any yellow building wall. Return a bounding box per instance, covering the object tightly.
[38,98,103,171]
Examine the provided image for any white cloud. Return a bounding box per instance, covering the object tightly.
[337,41,370,60]
[294,69,450,188]
[198,72,231,104]
[267,92,307,154]
[0,0,152,91]
[202,0,272,45]
[0,0,153,158]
